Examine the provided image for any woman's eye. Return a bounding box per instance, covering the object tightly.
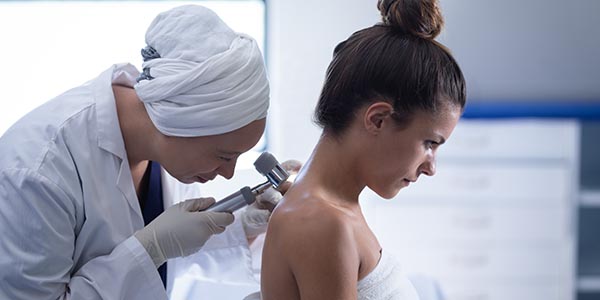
[425,140,437,150]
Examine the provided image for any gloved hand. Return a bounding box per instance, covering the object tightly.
[241,159,302,240]
[134,197,234,268]
[242,187,283,239]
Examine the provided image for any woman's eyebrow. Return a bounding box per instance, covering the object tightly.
[435,134,446,145]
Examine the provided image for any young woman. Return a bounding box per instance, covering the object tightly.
[260,0,466,299]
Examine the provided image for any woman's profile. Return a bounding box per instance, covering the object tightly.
[260,0,466,299]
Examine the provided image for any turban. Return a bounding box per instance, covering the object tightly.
[134,5,269,137]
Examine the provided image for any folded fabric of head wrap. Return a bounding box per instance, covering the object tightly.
[134,5,269,137]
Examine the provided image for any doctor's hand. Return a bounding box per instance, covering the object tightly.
[242,159,302,240]
[134,198,234,268]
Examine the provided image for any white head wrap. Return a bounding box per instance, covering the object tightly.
[134,5,269,137]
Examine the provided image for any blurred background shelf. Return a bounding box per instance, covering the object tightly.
[580,191,600,207]
[577,276,600,292]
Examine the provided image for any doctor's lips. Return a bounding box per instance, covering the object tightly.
[195,176,213,183]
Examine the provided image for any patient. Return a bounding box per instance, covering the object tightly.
[259,0,466,299]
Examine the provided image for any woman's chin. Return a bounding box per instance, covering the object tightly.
[372,186,402,200]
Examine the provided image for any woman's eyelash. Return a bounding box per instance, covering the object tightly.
[425,140,439,149]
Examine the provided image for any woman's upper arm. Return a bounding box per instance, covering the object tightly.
[282,212,359,300]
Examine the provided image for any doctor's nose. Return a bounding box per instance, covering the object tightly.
[217,160,236,179]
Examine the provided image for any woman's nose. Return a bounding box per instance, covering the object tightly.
[419,155,436,177]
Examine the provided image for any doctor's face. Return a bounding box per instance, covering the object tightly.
[157,118,266,184]
[364,105,460,199]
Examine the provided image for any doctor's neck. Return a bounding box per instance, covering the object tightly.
[113,84,161,169]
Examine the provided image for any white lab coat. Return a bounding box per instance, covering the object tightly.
[162,169,261,299]
[0,64,256,300]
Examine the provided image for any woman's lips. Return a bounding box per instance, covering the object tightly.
[403,178,416,186]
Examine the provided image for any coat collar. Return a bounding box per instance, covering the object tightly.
[94,63,140,159]
[92,64,145,222]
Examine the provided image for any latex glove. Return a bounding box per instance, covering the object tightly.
[241,159,302,239]
[242,187,283,239]
[134,197,234,268]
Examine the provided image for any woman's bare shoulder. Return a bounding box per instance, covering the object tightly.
[268,189,358,261]
[264,187,361,297]
[271,191,351,233]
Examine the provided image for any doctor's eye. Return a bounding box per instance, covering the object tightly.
[218,156,233,162]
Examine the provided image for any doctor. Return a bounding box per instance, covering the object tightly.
[0,5,284,300]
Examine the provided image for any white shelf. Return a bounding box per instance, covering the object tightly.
[580,190,600,207]
[578,276,600,292]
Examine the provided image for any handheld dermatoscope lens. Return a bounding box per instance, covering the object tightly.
[205,152,290,213]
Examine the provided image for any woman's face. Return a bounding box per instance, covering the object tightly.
[364,105,461,199]
[156,118,266,184]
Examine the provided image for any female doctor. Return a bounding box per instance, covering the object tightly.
[0,5,284,300]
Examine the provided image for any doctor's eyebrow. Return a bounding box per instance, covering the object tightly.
[218,149,242,155]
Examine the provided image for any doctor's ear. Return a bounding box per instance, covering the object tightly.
[363,102,394,134]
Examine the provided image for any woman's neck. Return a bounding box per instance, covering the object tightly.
[297,133,365,205]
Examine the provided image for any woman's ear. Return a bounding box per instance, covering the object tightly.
[363,102,394,134]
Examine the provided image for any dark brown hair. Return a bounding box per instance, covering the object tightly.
[314,0,466,135]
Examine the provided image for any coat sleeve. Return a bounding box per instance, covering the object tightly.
[0,169,166,300]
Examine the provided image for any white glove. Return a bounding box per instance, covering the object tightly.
[134,197,234,268]
[242,187,283,239]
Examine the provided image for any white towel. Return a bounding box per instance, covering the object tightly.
[244,251,420,300]
[357,251,420,300]
[134,5,269,137]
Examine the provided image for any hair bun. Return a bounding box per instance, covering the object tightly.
[377,0,444,40]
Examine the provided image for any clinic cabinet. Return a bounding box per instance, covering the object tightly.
[577,121,600,300]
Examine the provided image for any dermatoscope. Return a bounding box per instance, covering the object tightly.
[205,152,290,213]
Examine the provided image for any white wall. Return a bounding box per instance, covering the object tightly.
[438,0,600,101]
[0,1,266,136]
[265,0,379,162]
